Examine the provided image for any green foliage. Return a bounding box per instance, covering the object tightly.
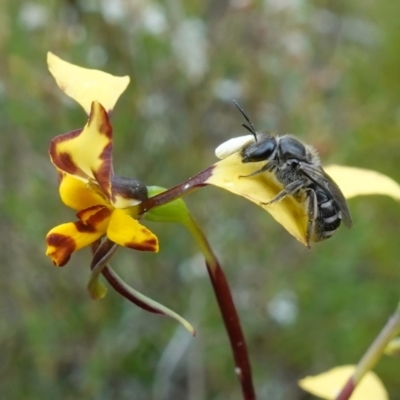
[144,186,191,224]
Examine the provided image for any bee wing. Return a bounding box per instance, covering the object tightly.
[215,135,255,159]
[299,163,353,228]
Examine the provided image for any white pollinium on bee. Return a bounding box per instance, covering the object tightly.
[215,134,255,159]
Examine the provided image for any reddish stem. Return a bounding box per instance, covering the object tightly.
[91,239,162,314]
[139,167,213,213]
[101,267,163,314]
[206,260,256,400]
[186,220,255,399]
[336,379,355,400]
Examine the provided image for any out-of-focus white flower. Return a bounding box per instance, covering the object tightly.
[281,31,310,58]
[213,79,243,102]
[230,0,253,9]
[312,9,340,35]
[142,93,168,117]
[100,0,126,24]
[266,290,298,326]
[341,16,380,47]
[265,0,304,13]
[179,253,208,282]
[173,19,208,82]
[19,2,49,31]
[142,3,168,35]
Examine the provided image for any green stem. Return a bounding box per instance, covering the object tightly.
[182,215,256,400]
[336,303,400,400]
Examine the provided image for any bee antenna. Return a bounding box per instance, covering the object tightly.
[242,123,255,135]
[232,100,257,142]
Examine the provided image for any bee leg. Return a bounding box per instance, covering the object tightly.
[305,189,318,248]
[239,162,276,178]
[261,179,305,205]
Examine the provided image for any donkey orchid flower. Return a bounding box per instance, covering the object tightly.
[45,52,158,266]
[46,101,158,266]
[44,53,198,335]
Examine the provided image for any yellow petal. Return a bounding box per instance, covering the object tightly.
[49,101,113,200]
[325,165,400,201]
[107,209,159,252]
[47,52,130,115]
[206,153,308,246]
[299,365,388,400]
[46,209,111,267]
[59,172,108,210]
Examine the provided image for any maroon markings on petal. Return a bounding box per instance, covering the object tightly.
[46,233,75,266]
[76,205,104,219]
[125,237,158,251]
[49,128,84,176]
[86,206,112,226]
[76,205,106,220]
[57,152,79,175]
[88,101,112,138]
[94,142,113,186]
[90,103,114,199]
[76,206,111,231]
[99,142,113,161]
[75,221,96,233]
[99,112,113,139]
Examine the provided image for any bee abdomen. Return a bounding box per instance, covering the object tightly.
[315,190,342,240]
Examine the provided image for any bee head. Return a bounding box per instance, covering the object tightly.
[241,135,277,163]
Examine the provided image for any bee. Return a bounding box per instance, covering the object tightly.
[216,101,352,245]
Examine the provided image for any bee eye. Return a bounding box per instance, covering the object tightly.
[243,137,276,162]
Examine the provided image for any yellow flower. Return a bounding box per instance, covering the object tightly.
[299,365,388,400]
[46,101,158,266]
[45,53,158,266]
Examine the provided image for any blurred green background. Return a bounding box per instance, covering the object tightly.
[1,0,400,399]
